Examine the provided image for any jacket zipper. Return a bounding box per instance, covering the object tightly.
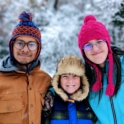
[109,97,117,124]
[104,63,117,124]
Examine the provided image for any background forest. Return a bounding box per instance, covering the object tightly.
[0,0,124,76]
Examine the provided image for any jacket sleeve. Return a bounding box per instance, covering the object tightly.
[41,111,51,124]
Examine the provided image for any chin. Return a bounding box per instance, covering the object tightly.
[92,59,105,64]
[67,91,76,94]
[95,62,105,67]
[18,61,30,64]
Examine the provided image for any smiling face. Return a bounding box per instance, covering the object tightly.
[84,39,109,68]
[13,36,38,67]
[60,73,80,94]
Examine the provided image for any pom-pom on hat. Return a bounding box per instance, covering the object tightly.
[78,15,115,96]
[9,11,41,61]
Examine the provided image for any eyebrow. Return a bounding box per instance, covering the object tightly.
[15,39,36,42]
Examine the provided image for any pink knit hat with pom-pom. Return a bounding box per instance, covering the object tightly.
[78,15,115,96]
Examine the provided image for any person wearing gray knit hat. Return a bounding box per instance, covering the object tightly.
[42,55,96,124]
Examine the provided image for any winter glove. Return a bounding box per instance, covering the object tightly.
[43,89,54,117]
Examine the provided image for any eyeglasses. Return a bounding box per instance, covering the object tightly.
[83,40,106,51]
[14,39,38,51]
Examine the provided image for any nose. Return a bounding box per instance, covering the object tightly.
[68,77,73,83]
[92,44,99,51]
[22,44,29,52]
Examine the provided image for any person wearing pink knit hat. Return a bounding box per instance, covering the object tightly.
[78,15,124,124]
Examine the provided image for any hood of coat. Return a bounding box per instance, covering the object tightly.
[52,56,89,102]
[52,73,89,102]
[0,54,39,72]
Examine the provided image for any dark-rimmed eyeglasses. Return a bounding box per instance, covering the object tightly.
[83,40,106,51]
[14,39,38,51]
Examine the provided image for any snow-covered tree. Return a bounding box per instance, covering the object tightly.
[111,0,124,49]
[0,0,123,76]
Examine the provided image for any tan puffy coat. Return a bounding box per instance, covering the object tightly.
[0,64,51,124]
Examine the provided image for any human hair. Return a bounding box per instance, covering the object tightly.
[111,46,124,96]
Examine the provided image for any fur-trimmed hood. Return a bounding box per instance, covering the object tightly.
[52,56,89,102]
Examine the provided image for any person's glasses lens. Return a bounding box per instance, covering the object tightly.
[28,42,38,51]
[14,40,25,50]
[83,44,92,51]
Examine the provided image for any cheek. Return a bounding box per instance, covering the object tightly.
[32,50,38,59]
[60,79,65,87]
[76,80,81,89]
[13,47,17,58]
[105,50,108,58]
[84,50,90,60]
[33,50,38,56]
[106,46,109,55]
[60,79,67,89]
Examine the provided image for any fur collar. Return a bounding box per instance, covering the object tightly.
[52,73,89,102]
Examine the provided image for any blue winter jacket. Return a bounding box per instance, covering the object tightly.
[89,55,124,124]
[43,94,95,124]
[42,65,97,124]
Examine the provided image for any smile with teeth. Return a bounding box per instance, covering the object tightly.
[66,85,75,87]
